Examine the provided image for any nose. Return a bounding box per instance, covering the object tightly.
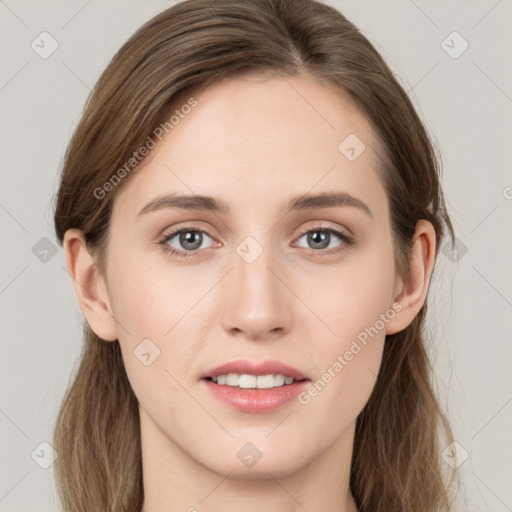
[221,241,292,341]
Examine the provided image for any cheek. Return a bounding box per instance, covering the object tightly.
[111,272,198,426]
[301,236,396,346]
[107,250,191,337]
[294,240,395,419]
[107,252,206,399]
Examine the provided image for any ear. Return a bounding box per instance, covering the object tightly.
[385,219,437,336]
[63,228,118,341]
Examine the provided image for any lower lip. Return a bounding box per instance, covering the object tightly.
[201,379,310,413]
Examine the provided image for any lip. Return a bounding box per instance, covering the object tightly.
[201,358,309,380]
[201,379,310,413]
[200,358,310,413]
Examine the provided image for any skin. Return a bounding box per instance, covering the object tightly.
[64,71,436,512]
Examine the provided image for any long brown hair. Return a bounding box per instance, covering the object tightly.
[52,0,458,510]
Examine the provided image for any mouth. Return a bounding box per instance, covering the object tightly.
[201,358,309,385]
[200,359,311,413]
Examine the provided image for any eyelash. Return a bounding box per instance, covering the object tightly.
[157,224,354,259]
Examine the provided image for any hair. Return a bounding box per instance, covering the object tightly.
[52,0,459,510]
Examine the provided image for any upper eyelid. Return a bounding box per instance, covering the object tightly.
[296,222,351,236]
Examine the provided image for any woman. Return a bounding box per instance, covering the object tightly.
[53,0,459,510]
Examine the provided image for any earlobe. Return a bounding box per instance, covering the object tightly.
[63,228,118,342]
[385,220,436,336]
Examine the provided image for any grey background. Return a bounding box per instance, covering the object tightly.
[1,0,511,510]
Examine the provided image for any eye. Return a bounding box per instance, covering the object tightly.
[158,224,354,259]
[294,226,353,255]
[158,225,215,258]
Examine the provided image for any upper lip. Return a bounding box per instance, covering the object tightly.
[201,359,309,380]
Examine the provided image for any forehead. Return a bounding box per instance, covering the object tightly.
[112,72,388,221]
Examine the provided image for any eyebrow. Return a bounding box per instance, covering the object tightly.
[136,191,373,219]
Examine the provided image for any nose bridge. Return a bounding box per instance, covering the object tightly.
[221,231,291,337]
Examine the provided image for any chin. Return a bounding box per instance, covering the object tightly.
[199,443,311,480]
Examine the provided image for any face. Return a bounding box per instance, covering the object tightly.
[98,72,404,478]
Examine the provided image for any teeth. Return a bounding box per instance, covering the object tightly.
[210,373,299,389]
[226,373,239,386]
